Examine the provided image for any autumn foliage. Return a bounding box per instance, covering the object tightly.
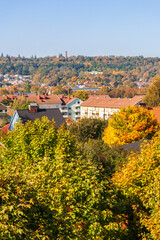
[112,131,160,240]
[0,117,126,239]
[103,105,158,146]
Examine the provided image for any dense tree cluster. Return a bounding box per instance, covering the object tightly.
[0,55,160,88]
[0,115,160,239]
[103,106,158,146]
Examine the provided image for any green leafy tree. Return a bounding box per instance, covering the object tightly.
[73,90,88,101]
[113,131,160,240]
[79,139,127,176]
[0,117,127,239]
[144,76,160,106]
[23,83,32,93]
[69,117,108,143]
[1,98,13,106]
[11,97,36,110]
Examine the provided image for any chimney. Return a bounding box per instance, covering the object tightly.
[29,103,38,113]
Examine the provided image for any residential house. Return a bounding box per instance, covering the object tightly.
[9,103,65,130]
[0,94,83,121]
[0,103,15,126]
[81,95,144,120]
[0,94,62,109]
[59,95,83,121]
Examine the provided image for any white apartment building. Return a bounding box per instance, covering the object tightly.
[81,95,144,120]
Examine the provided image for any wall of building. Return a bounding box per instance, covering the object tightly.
[81,106,119,120]
[60,98,83,121]
[9,111,20,130]
[38,103,61,109]
[0,104,15,126]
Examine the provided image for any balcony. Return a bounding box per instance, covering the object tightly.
[60,107,68,113]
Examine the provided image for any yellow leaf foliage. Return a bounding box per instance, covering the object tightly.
[112,131,160,240]
[103,105,158,146]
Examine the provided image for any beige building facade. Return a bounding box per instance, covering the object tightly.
[81,95,144,120]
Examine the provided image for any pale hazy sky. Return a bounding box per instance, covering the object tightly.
[1,0,160,57]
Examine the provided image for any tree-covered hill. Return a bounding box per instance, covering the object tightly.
[0,55,160,87]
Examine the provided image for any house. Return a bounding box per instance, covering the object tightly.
[0,94,83,121]
[81,95,144,120]
[0,103,15,126]
[9,103,65,130]
[59,95,83,121]
[0,94,62,109]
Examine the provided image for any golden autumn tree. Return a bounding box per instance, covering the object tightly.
[102,105,158,146]
[112,131,160,240]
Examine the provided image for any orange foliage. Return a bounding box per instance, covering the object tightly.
[103,106,158,146]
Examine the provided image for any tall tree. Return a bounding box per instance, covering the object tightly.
[0,117,127,239]
[103,106,158,146]
[112,132,160,240]
[144,76,160,106]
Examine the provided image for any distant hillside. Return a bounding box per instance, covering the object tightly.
[0,55,160,87]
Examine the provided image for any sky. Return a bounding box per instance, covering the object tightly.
[1,0,160,58]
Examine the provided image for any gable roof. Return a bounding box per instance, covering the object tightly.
[17,108,65,127]
[122,140,150,152]
[0,94,62,105]
[81,95,143,108]
[0,102,15,112]
[148,107,160,123]
[59,95,77,105]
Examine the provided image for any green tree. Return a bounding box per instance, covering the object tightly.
[23,83,32,93]
[113,131,160,240]
[69,117,108,143]
[79,139,127,176]
[1,98,13,106]
[11,97,35,110]
[73,90,88,101]
[0,117,127,239]
[144,76,160,106]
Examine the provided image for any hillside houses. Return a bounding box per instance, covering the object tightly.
[0,93,146,124]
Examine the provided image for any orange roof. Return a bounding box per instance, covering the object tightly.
[88,95,111,99]
[0,124,10,133]
[0,94,62,105]
[149,107,160,123]
[58,95,77,105]
[81,95,143,108]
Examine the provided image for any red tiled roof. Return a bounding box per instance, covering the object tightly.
[0,124,10,132]
[148,107,160,123]
[0,94,62,105]
[59,95,77,105]
[81,95,144,108]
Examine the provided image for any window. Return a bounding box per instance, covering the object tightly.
[1,117,3,120]
[7,116,12,120]
[77,101,80,104]
[5,109,7,113]
[68,107,71,110]
[0,110,2,112]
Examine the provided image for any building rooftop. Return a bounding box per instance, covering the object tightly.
[81,95,144,108]
[17,108,65,127]
[0,94,62,105]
